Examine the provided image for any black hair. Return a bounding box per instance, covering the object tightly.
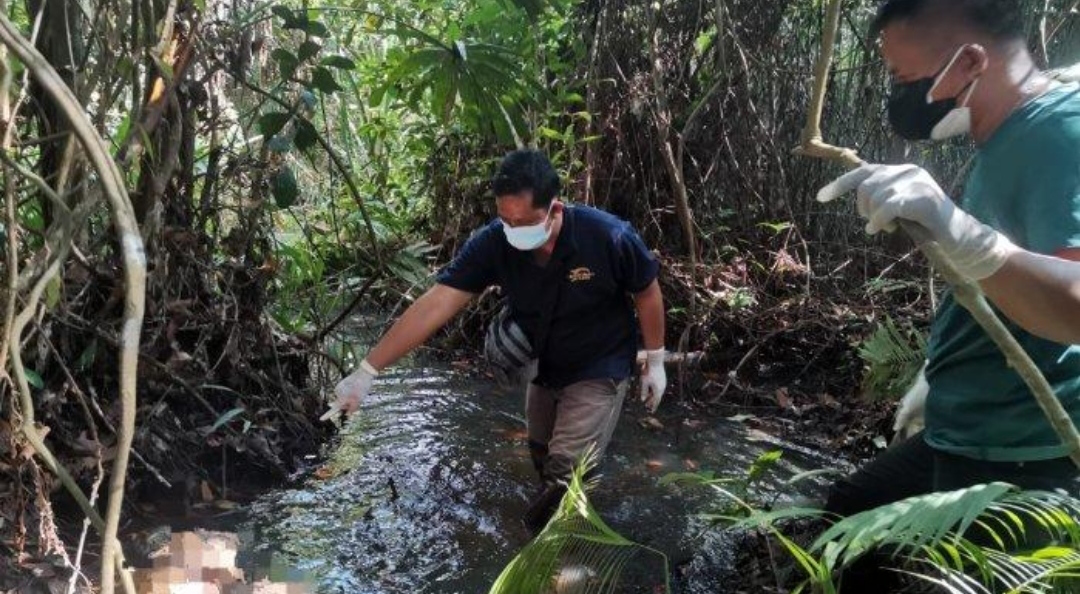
[871,0,1025,42]
[491,149,561,209]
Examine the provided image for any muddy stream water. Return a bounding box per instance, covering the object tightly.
[235,364,847,593]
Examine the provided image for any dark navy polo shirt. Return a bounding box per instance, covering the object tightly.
[436,205,660,389]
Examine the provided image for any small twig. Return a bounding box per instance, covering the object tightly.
[309,273,381,343]
[0,149,70,216]
[68,449,104,594]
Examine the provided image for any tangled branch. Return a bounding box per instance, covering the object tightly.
[0,10,147,594]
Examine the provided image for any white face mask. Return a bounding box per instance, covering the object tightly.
[928,45,980,141]
[502,203,554,251]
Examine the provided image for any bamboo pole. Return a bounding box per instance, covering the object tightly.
[796,0,1080,468]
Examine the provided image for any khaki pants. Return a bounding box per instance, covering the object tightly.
[525,378,628,482]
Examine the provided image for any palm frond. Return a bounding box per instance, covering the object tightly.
[694,467,1080,593]
[906,546,1080,594]
[489,448,670,594]
[858,315,927,401]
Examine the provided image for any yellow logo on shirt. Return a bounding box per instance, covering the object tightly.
[568,267,595,283]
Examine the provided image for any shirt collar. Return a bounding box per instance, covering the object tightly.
[550,204,578,264]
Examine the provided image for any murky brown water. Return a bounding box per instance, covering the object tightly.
[237,365,844,593]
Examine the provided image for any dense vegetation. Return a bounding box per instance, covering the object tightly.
[0,0,1078,591]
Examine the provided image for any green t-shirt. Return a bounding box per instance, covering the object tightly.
[925,82,1080,462]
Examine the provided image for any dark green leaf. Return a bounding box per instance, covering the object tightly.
[293,119,318,151]
[210,407,246,433]
[304,20,329,37]
[271,166,299,208]
[258,111,292,137]
[320,55,355,70]
[76,340,98,371]
[271,48,298,79]
[267,135,293,153]
[24,368,43,389]
[279,11,307,31]
[309,67,343,94]
[297,40,321,62]
[270,5,295,25]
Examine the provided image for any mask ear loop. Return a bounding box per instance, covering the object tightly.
[957,77,979,108]
[926,45,973,103]
[543,201,557,230]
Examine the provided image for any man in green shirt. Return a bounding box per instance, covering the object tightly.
[819,0,1080,524]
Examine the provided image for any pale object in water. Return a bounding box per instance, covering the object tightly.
[548,564,599,594]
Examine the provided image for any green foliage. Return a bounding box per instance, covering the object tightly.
[661,450,785,519]
[271,166,300,208]
[732,484,1080,593]
[858,316,927,401]
[490,449,670,593]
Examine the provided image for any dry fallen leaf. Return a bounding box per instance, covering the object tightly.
[638,417,665,431]
[774,387,793,410]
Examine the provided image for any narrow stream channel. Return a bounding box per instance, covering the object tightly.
[237,365,845,593]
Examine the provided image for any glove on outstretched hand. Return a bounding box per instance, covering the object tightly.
[323,359,378,420]
[640,349,667,413]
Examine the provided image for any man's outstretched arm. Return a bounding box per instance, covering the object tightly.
[365,283,476,370]
[333,283,475,415]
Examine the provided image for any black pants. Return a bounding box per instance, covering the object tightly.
[824,431,1079,591]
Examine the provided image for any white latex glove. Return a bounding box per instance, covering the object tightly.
[322,359,378,420]
[817,163,1019,281]
[892,363,928,443]
[640,349,667,413]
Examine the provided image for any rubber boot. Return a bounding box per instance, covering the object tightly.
[528,440,549,479]
[523,480,567,537]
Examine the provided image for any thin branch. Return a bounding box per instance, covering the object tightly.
[309,273,381,343]
[0,149,70,216]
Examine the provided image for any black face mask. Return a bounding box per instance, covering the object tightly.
[886,75,959,141]
[886,46,976,141]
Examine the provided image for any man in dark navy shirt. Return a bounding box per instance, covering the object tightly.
[331,149,667,533]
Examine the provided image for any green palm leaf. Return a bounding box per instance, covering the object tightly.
[489,449,670,594]
[858,315,927,401]
[731,484,1080,592]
